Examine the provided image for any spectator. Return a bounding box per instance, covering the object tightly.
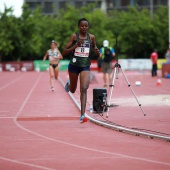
[99,40,115,87]
[165,48,170,63]
[150,49,158,77]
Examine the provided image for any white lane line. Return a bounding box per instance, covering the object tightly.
[60,75,170,140]
[0,156,56,170]
[58,76,170,166]
[0,74,9,80]
[2,73,56,170]
[15,113,170,166]
[0,75,27,91]
[4,73,169,168]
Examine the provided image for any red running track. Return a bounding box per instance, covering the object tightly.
[0,70,170,170]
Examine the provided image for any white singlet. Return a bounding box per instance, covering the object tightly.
[48,49,59,61]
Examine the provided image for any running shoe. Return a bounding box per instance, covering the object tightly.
[51,87,54,91]
[80,114,88,123]
[65,80,70,92]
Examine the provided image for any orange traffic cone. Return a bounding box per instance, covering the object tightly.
[157,79,161,86]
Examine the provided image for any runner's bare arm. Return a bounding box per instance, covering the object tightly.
[90,34,100,56]
[62,34,86,56]
[42,51,48,63]
[57,49,63,59]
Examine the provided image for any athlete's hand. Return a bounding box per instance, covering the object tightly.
[53,55,59,58]
[76,39,84,47]
[94,47,100,56]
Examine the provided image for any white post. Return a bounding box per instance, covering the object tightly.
[101,0,107,13]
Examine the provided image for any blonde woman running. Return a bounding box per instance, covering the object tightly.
[43,40,63,91]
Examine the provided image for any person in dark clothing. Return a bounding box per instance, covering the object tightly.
[62,18,100,123]
[150,49,158,77]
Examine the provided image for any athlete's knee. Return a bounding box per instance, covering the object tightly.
[80,86,88,94]
[69,86,76,93]
[51,75,54,79]
[70,89,76,93]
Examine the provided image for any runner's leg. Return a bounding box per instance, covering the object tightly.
[68,72,79,93]
[54,66,59,80]
[49,65,55,88]
[79,71,90,116]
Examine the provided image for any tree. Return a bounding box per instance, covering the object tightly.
[0,7,21,61]
[152,6,168,56]
[0,4,168,61]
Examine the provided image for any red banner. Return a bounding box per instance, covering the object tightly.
[0,61,34,71]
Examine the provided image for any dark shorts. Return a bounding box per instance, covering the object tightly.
[68,64,90,74]
[50,63,58,69]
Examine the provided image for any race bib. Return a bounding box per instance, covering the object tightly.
[74,43,90,57]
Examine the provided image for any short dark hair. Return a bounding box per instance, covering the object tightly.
[78,18,88,26]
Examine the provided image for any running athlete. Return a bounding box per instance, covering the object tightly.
[62,18,100,123]
[42,40,63,91]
